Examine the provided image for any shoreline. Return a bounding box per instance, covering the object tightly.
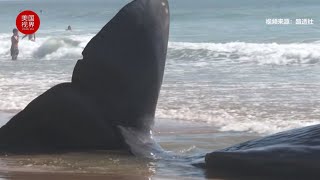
[0,111,259,180]
[0,111,259,179]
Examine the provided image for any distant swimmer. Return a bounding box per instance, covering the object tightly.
[11,28,19,60]
[66,25,72,31]
[22,33,36,41]
[40,9,43,14]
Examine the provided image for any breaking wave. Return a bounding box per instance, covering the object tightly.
[1,31,320,65]
[0,33,92,60]
[168,41,320,65]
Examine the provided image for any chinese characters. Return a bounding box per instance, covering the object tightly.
[21,15,35,30]
[266,18,314,25]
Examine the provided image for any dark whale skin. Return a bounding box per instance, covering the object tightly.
[205,124,320,179]
[0,0,170,153]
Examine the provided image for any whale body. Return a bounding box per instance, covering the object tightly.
[205,124,320,179]
[0,0,170,153]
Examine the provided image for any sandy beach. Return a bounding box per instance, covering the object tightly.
[0,113,259,180]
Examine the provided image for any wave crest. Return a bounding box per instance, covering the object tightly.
[33,38,81,59]
[0,31,319,65]
[169,42,320,65]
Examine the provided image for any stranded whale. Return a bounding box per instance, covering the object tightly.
[205,124,320,178]
[0,0,170,154]
[1,0,318,178]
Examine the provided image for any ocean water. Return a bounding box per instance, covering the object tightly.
[0,0,320,179]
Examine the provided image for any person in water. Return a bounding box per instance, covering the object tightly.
[22,33,36,41]
[11,28,19,60]
[66,25,72,31]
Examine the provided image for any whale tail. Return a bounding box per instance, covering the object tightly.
[0,0,170,153]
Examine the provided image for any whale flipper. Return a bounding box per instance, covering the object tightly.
[0,0,170,153]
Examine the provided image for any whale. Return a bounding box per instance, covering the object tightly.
[205,124,320,179]
[1,0,318,178]
[0,0,170,155]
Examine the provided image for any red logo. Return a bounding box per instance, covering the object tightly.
[16,10,40,34]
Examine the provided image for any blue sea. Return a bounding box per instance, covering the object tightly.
[0,0,320,179]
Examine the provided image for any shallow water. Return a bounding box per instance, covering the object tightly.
[1,1,320,135]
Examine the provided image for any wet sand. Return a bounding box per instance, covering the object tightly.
[1,172,151,180]
[0,112,260,180]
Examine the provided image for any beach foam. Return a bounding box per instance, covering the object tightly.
[1,31,320,66]
[0,33,92,61]
[169,41,320,65]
